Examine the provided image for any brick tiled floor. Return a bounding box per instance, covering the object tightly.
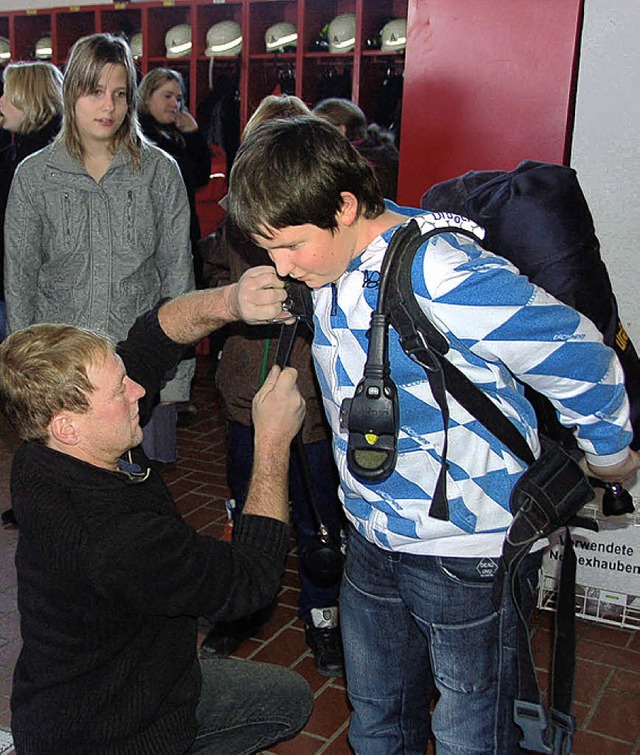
[1,356,639,754]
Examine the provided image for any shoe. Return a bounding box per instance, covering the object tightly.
[176,403,198,427]
[305,607,344,677]
[199,613,265,659]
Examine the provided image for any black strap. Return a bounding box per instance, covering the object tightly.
[512,530,577,754]
[274,319,326,533]
[551,529,578,729]
[385,219,536,467]
[383,218,583,754]
[274,321,298,368]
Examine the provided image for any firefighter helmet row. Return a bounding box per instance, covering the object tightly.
[0,15,404,65]
[160,16,405,58]
[164,21,294,57]
[325,15,407,54]
[0,35,52,62]
[162,22,242,58]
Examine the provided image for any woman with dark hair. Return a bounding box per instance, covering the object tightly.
[138,68,211,288]
[313,96,400,201]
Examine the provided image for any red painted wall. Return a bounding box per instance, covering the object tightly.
[398,0,584,206]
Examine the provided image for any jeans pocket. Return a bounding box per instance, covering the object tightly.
[429,610,499,694]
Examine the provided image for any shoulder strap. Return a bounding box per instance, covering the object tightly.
[383,217,535,467]
[383,216,592,755]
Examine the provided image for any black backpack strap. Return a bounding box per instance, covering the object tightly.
[382,221,451,519]
[512,528,579,755]
[274,314,345,585]
[382,216,595,755]
[274,321,298,368]
[384,217,535,469]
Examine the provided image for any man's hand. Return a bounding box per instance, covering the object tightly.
[242,366,305,523]
[253,366,305,449]
[230,266,296,325]
[158,266,295,343]
[587,449,640,485]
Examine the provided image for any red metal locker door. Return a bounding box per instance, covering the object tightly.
[398,0,583,206]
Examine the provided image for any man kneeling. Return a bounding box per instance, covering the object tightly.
[0,275,313,754]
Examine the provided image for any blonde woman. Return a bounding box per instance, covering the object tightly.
[138,68,210,287]
[4,34,195,461]
[0,61,63,341]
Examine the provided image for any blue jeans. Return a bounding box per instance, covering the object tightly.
[189,658,312,753]
[227,422,344,622]
[341,527,542,755]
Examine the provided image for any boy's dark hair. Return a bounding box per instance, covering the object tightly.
[228,116,385,240]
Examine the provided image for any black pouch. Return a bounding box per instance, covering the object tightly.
[507,437,595,554]
[502,438,596,755]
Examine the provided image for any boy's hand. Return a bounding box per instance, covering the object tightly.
[252,365,305,448]
[232,266,296,324]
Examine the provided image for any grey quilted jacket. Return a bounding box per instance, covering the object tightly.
[4,140,195,401]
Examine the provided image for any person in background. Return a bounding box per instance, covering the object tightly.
[0,61,64,528]
[313,96,399,201]
[138,67,212,427]
[0,277,313,754]
[4,34,195,466]
[199,95,346,677]
[0,61,63,342]
[226,116,639,754]
[138,68,210,289]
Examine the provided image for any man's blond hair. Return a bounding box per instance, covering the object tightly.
[0,324,111,443]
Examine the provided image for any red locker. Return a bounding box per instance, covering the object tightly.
[398,0,584,205]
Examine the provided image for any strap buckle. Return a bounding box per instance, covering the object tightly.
[548,708,576,755]
[514,700,553,753]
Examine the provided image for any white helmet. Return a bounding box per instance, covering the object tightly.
[130,32,143,60]
[34,35,53,60]
[205,20,242,57]
[265,21,297,54]
[328,13,356,54]
[380,18,407,53]
[0,37,10,62]
[165,24,192,58]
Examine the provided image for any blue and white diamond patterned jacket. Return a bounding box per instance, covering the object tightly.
[311,206,632,558]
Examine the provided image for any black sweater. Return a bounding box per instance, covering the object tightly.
[0,117,61,299]
[139,115,211,287]
[9,307,290,754]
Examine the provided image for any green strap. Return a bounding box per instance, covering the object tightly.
[259,336,272,387]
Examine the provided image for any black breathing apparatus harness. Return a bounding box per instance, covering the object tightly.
[278,213,617,754]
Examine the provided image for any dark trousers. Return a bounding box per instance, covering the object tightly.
[227,421,344,622]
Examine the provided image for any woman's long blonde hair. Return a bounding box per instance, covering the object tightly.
[2,61,63,134]
[58,33,144,168]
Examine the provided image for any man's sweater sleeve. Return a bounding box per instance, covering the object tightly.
[116,301,186,426]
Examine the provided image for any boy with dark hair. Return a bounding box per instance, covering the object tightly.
[227,116,639,754]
